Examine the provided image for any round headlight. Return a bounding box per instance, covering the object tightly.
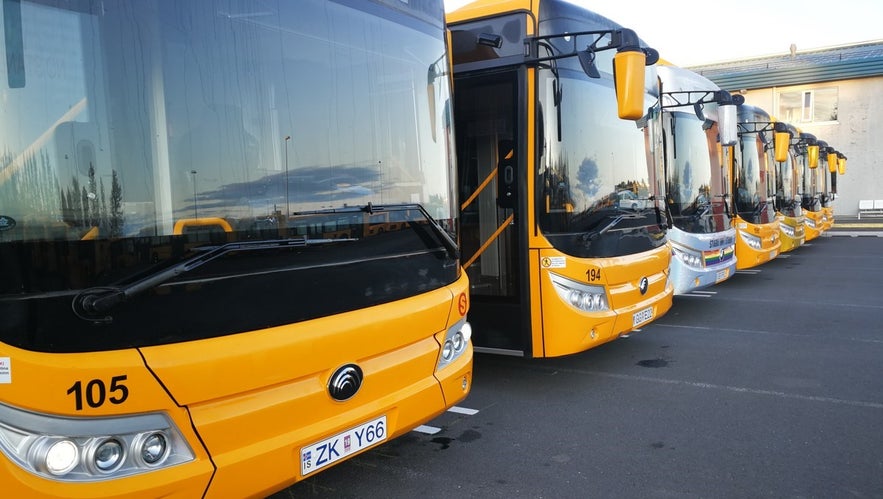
[568,290,581,307]
[94,439,125,472]
[45,439,79,476]
[140,432,168,465]
[451,332,464,352]
[442,340,453,361]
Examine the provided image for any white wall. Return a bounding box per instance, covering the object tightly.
[738,75,883,217]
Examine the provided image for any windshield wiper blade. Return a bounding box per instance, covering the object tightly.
[580,213,639,241]
[72,237,350,323]
[407,203,460,262]
[312,202,459,261]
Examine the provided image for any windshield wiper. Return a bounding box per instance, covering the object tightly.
[404,203,460,262]
[72,237,350,323]
[295,203,459,261]
[579,212,643,243]
[72,203,459,323]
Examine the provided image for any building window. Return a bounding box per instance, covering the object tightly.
[778,87,838,123]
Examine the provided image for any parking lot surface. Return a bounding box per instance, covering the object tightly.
[277,233,883,498]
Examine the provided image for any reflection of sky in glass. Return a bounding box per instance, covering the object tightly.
[0,0,454,239]
[816,159,828,194]
[0,3,88,145]
[544,70,655,214]
[737,135,765,204]
[778,153,796,200]
[666,112,713,207]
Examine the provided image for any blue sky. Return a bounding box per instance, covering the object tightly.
[444,0,883,66]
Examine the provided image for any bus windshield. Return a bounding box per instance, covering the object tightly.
[0,0,459,352]
[796,153,821,212]
[664,111,732,234]
[774,152,802,217]
[734,132,776,224]
[536,14,666,258]
[817,161,832,207]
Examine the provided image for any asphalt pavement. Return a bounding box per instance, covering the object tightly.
[276,230,883,499]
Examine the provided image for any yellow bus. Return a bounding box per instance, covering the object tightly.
[795,134,826,241]
[0,1,472,496]
[448,0,672,357]
[820,146,843,232]
[772,123,806,253]
[731,104,781,270]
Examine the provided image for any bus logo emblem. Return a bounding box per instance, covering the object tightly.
[638,277,649,295]
[0,215,16,232]
[328,364,364,401]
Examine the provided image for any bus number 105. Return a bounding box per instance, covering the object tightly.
[67,375,129,411]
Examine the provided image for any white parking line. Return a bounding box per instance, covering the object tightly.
[552,366,883,410]
[448,406,479,415]
[412,406,479,434]
[736,269,762,275]
[412,425,441,435]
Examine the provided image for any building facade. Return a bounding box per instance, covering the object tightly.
[689,41,883,217]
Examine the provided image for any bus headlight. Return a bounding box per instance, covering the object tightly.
[436,318,471,371]
[779,222,795,238]
[671,242,703,269]
[136,432,168,466]
[93,438,125,472]
[0,402,195,482]
[739,231,762,250]
[805,217,817,229]
[35,438,79,476]
[549,272,609,313]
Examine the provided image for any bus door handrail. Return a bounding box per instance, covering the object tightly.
[463,213,514,270]
[461,167,498,211]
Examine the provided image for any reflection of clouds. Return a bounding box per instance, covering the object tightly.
[198,164,379,206]
[576,157,602,197]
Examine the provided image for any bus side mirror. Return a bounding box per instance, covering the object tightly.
[613,49,646,120]
[827,150,838,173]
[773,123,791,163]
[718,104,738,146]
[807,144,819,168]
[612,28,655,121]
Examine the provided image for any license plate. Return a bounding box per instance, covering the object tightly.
[716,268,729,282]
[770,250,777,259]
[301,415,387,476]
[633,307,653,327]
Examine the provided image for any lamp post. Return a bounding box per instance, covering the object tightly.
[284,135,291,216]
[190,170,198,219]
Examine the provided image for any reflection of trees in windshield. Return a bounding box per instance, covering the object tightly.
[576,157,601,198]
[1,149,126,238]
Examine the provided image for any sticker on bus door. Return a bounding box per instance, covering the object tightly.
[0,357,9,383]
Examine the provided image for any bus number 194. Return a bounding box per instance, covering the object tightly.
[586,268,602,282]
